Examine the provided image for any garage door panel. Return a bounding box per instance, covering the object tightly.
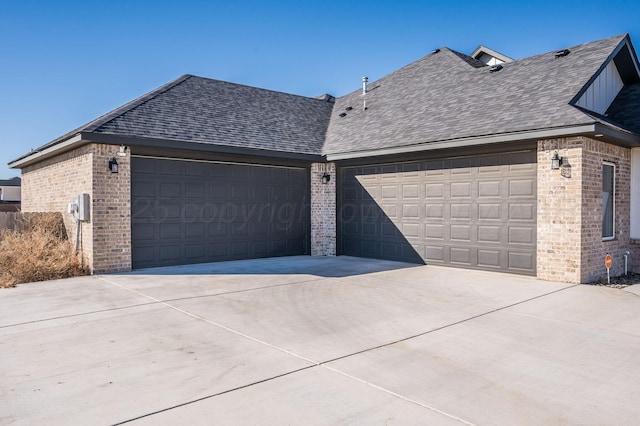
[185,244,206,260]
[477,249,501,268]
[450,247,471,265]
[478,203,501,220]
[478,225,501,243]
[132,157,309,269]
[509,179,535,197]
[478,180,501,197]
[339,150,536,275]
[160,161,181,175]
[509,251,535,270]
[185,223,205,238]
[159,245,181,262]
[509,227,535,245]
[509,203,535,221]
[209,243,227,257]
[426,245,445,262]
[208,223,228,237]
[185,183,205,198]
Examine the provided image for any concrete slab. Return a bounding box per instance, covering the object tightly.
[129,366,462,425]
[328,285,640,425]
[169,277,484,362]
[1,304,312,424]
[0,275,151,327]
[110,256,419,302]
[167,265,569,362]
[339,264,570,309]
[623,283,640,297]
[2,256,639,425]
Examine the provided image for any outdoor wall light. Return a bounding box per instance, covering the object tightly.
[108,157,119,173]
[322,172,331,184]
[551,151,563,170]
[117,145,127,157]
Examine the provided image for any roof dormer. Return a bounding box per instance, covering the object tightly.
[471,45,514,66]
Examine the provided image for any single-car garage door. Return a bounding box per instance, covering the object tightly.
[131,157,309,269]
[339,150,537,275]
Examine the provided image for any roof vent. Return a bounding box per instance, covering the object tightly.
[489,64,503,73]
[345,106,353,111]
[555,49,570,58]
[432,48,440,54]
[339,112,347,118]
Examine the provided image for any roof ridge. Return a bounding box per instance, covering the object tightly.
[186,74,334,103]
[84,74,193,132]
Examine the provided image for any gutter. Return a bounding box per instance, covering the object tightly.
[9,132,324,169]
[8,134,85,169]
[325,123,640,161]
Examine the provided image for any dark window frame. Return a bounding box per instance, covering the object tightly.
[602,162,615,240]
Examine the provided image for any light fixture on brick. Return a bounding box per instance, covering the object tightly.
[108,157,119,173]
[551,151,563,170]
[321,172,330,184]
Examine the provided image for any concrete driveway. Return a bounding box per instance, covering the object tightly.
[2,256,639,425]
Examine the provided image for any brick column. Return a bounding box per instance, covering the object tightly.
[537,137,632,283]
[91,144,131,273]
[310,162,336,256]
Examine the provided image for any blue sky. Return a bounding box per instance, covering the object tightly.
[1,0,639,178]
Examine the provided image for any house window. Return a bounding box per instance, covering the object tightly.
[602,162,615,240]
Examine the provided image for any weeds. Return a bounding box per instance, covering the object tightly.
[0,213,88,288]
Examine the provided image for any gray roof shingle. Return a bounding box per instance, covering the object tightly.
[12,34,639,166]
[324,34,628,155]
[90,76,334,155]
[606,82,640,134]
[32,75,334,157]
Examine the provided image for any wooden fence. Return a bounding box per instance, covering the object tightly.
[0,212,22,232]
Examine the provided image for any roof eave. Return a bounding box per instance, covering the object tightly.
[81,132,324,162]
[8,134,86,169]
[325,124,640,161]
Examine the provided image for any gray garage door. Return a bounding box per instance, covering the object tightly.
[339,151,537,275]
[132,157,309,269]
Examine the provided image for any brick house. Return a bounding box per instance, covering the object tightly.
[9,34,640,283]
[0,177,21,211]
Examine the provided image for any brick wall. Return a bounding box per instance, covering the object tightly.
[22,145,95,269]
[91,145,131,273]
[537,137,633,283]
[21,143,131,273]
[537,138,584,283]
[310,162,336,256]
[580,139,631,282]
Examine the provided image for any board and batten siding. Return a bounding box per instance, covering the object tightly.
[575,60,624,114]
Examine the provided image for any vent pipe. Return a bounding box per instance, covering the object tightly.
[362,76,368,95]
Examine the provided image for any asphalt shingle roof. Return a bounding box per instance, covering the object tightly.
[13,34,639,165]
[606,82,640,134]
[39,75,335,157]
[324,34,628,155]
[0,177,20,186]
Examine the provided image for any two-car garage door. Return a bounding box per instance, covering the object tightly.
[339,151,537,275]
[131,157,309,269]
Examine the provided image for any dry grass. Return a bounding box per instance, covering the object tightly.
[0,213,89,288]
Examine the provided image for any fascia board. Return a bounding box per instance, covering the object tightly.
[8,134,85,169]
[325,125,599,161]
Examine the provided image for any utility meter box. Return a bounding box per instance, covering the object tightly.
[77,193,90,221]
